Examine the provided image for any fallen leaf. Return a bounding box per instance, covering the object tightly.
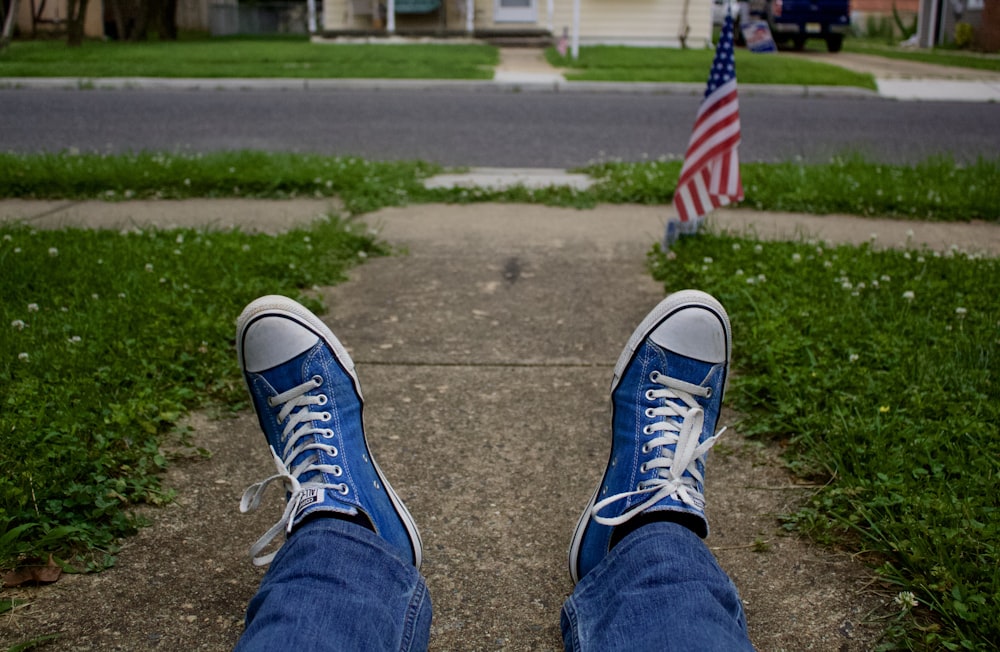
[2,555,63,587]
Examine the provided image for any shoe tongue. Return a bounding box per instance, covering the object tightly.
[256,346,319,394]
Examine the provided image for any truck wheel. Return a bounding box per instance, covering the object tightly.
[826,34,843,52]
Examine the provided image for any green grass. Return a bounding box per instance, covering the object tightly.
[0,218,383,571]
[650,232,998,650]
[545,45,877,88]
[845,39,1000,73]
[0,38,498,79]
[6,151,997,223]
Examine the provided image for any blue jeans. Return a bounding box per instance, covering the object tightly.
[235,519,753,652]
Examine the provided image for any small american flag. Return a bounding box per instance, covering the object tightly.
[672,13,743,223]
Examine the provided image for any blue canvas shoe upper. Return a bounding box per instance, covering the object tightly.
[569,290,731,583]
[236,295,422,568]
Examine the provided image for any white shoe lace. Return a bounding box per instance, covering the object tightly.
[591,370,726,527]
[240,375,350,565]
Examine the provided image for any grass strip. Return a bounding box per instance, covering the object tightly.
[844,40,1000,73]
[3,151,997,223]
[1,218,383,571]
[0,38,498,80]
[545,45,877,89]
[650,232,998,651]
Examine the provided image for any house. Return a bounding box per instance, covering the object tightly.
[15,0,211,39]
[321,0,715,49]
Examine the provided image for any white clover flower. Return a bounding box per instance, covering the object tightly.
[91,293,99,300]
[757,274,766,283]
[229,167,236,173]
[746,277,756,285]
[849,354,859,363]
[2,234,11,242]
[68,335,82,344]
[18,352,29,362]
[703,256,713,264]
[903,252,911,260]
[303,236,312,243]
[145,263,154,272]
[824,260,833,269]
[288,263,296,269]
[48,247,58,257]
[791,253,801,263]
[735,269,744,276]
[173,249,182,255]
[842,281,853,290]
[118,292,127,299]
[184,178,191,186]
[894,591,918,609]
[11,319,26,331]
[176,234,184,244]
[159,277,167,284]
[902,291,915,301]
[869,233,878,241]
[871,280,879,289]
[917,256,925,263]
[241,244,251,252]
[880,275,891,282]
[27,303,39,312]
[753,244,763,254]
[955,307,967,317]
[732,243,741,251]
[857,282,866,290]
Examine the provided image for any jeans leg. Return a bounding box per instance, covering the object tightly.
[561,522,754,652]
[235,518,432,652]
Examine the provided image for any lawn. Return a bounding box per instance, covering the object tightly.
[545,45,877,88]
[0,37,498,79]
[1,216,383,572]
[845,39,1000,73]
[2,151,997,222]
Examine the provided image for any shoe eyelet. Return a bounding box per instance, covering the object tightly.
[649,371,660,382]
[704,387,713,398]
[322,429,335,440]
[331,466,343,477]
[642,425,653,435]
[316,394,328,406]
[645,389,656,401]
[338,484,349,495]
[640,463,648,473]
[312,375,324,386]
[641,444,650,454]
[321,412,332,422]
[644,407,656,418]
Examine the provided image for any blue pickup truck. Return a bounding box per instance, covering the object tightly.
[746,0,851,52]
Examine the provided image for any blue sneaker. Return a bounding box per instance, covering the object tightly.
[236,295,422,568]
[568,290,731,583]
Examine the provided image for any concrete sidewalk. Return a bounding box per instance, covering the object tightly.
[4,198,999,651]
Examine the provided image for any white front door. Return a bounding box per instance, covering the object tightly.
[494,0,537,22]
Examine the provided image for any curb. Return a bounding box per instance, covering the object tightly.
[0,76,880,98]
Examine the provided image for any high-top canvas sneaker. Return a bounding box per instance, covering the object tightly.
[569,290,732,583]
[236,295,422,567]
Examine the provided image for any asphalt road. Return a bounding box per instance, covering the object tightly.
[4,88,998,166]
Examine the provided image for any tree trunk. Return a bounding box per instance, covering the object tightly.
[66,0,91,47]
[108,0,127,40]
[130,0,153,41]
[1,0,21,50]
[159,0,177,40]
